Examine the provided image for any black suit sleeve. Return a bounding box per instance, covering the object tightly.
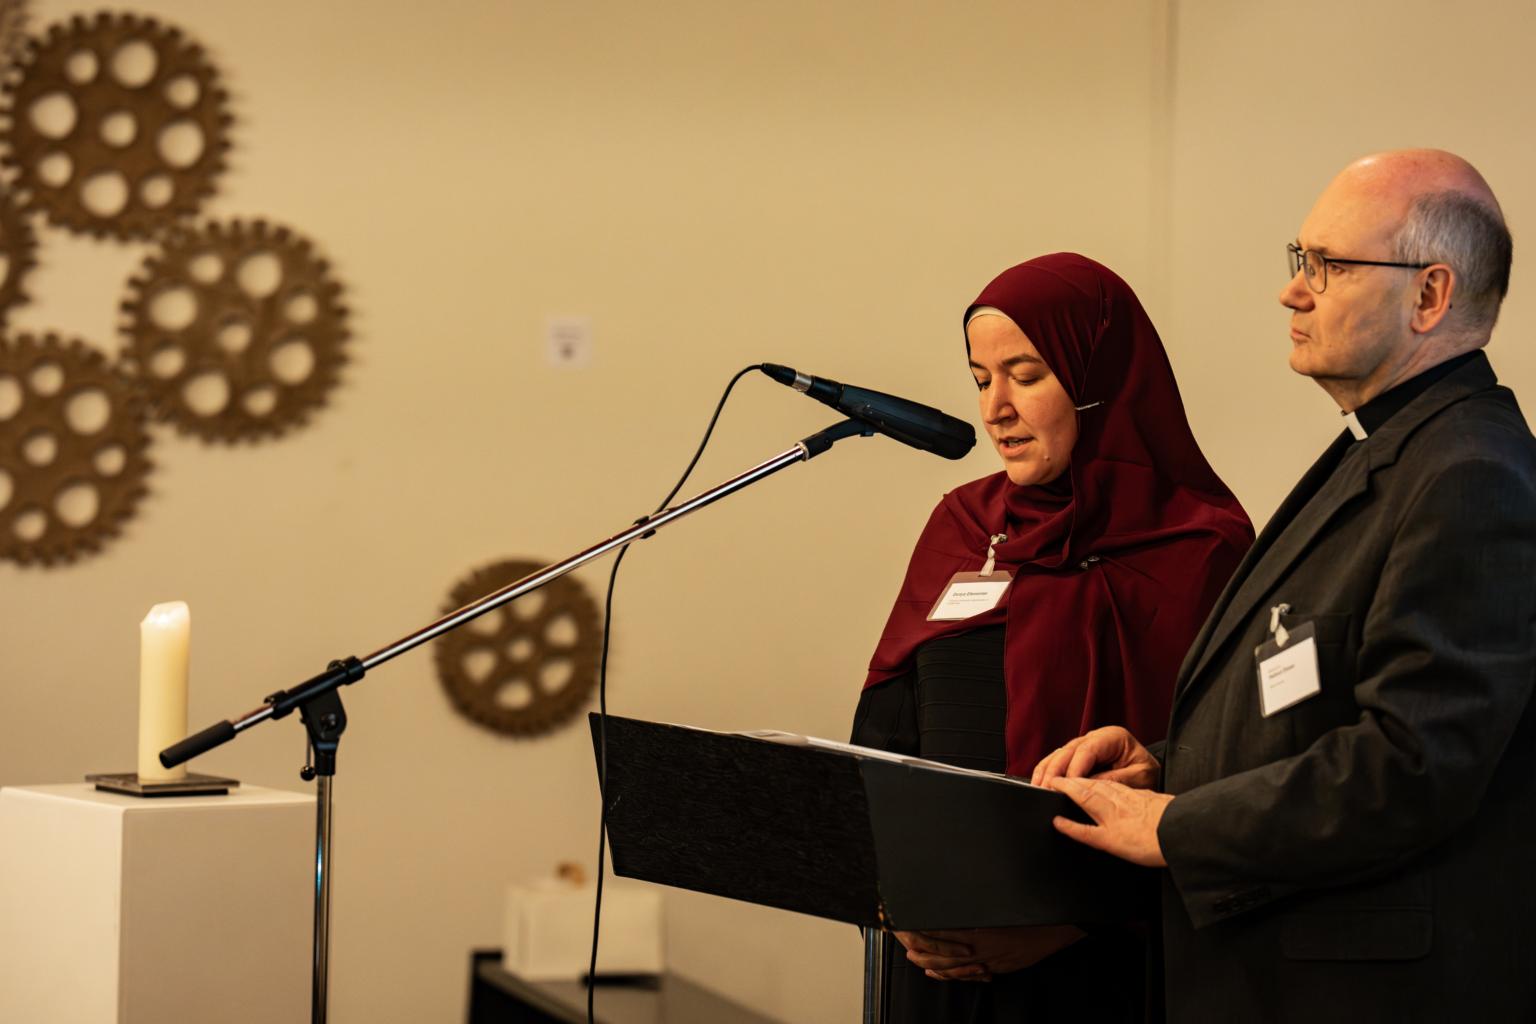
[1158,455,1536,927]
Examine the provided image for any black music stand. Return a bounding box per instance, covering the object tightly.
[590,715,1152,1021]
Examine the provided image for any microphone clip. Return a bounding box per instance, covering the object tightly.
[798,418,875,460]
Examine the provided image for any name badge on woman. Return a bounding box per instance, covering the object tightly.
[928,533,1012,621]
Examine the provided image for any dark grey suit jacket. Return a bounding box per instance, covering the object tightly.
[1154,354,1536,1023]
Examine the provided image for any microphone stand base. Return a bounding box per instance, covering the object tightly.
[85,771,241,797]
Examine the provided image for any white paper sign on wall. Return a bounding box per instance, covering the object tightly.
[545,316,592,368]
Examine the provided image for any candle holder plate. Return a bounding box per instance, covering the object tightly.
[85,771,240,797]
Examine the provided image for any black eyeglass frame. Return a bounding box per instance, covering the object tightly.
[1287,242,1435,294]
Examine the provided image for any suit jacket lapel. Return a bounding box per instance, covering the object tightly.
[1169,353,1501,723]
[1171,433,1361,712]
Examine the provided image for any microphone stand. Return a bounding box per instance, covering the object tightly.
[159,418,875,1024]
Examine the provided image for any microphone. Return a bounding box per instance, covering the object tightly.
[760,364,975,460]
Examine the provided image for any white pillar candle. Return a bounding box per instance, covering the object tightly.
[138,601,191,781]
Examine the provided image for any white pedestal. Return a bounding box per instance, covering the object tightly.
[0,783,314,1024]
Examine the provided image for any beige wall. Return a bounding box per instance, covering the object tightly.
[1,2,1531,1022]
[1167,0,1536,523]
[0,3,1164,1022]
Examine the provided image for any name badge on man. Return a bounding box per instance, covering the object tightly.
[928,571,1013,621]
[1254,619,1322,716]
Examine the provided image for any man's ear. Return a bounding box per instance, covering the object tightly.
[1410,264,1456,335]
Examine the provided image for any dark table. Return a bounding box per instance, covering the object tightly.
[466,950,782,1024]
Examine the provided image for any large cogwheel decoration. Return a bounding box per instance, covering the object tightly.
[0,181,38,323]
[119,219,349,443]
[0,11,231,239]
[434,560,603,737]
[0,333,152,567]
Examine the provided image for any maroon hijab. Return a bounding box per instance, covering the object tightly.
[864,253,1253,776]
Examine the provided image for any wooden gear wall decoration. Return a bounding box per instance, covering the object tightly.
[119,219,349,443]
[0,11,231,239]
[434,560,604,737]
[0,0,28,89]
[0,11,357,567]
[0,332,152,566]
[0,180,38,323]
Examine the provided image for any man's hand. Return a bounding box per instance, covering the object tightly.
[1031,726,1161,789]
[1048,777,1173,867]
[894,926,1085,981]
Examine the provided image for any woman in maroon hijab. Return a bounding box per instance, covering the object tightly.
[851,253,1251,1022]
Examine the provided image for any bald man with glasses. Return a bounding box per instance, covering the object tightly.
[1033,150,1536,1021]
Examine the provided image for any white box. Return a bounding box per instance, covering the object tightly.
[0,783,313,1024]
[502,879,663,980]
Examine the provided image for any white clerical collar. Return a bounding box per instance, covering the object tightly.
[1342,409,1368,441]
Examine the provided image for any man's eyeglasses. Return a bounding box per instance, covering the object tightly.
[1286,243,1433,294]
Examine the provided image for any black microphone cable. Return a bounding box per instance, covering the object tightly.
[587,363,763,1024]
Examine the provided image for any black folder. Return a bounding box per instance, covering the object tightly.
[591,714,1151,931]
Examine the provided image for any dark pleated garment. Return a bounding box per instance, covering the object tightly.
[851,626,1156,1024]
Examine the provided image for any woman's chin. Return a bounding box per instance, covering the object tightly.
[1002,458,1069,487]
[1003,463,1044,486]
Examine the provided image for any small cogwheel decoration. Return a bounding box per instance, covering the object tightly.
[0,11,232,239]
[435,560,603,737]
[119,218,349,443]
[0,333,152,566]
[0,0,27,74]
[0,181,38,323]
